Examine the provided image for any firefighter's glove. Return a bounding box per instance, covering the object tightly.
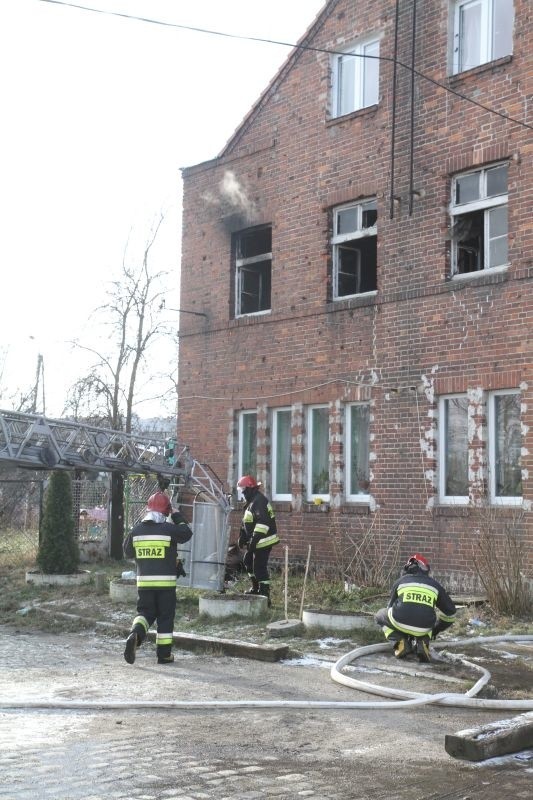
[171,511,186,525]
[176,559,187,578]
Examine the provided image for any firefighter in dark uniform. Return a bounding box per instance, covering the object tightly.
[123,491,193,665]
[237,475,279,606]
[375,553,456,663]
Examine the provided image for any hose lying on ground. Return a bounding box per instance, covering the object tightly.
[1,635,532,712]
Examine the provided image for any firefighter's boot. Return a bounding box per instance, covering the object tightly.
[124,630,140,664]
[259,583,271,608]
[393,636,412,659]
[245,577,260,595]
[416,636,431,663]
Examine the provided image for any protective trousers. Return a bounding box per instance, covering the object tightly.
[131,587,176,660]
[244,546,272,594]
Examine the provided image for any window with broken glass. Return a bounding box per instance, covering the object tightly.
[488,390,522,505]
[345,403,370,501]
[238,411,257,479]
[307,405,330,502]
[450,163,508,276]
[332,200,377,298]
[234,225,272,317]
[438,395,469,504]
[271,408,292,501]
[452,0,514,75]
[331,37,380,118]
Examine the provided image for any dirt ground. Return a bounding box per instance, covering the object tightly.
[1,587,533,800]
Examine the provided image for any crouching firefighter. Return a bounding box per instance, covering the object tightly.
[375,553,456,663]
[123,492,193,665]
[237,475,279,607]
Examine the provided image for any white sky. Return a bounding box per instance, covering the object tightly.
[0,0,325,418]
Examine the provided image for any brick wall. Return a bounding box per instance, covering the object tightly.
[178,0,533,582]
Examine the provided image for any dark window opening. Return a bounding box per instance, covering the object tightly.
[337,236,377,296]
[454,210,484,274]
[234,225,272,316]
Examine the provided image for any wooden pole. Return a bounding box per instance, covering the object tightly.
[299,545,312,621]
[284,546,289,621]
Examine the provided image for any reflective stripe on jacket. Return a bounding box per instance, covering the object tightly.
[123,518,193,589]
[387,571,456,638]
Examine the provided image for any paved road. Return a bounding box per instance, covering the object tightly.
[0,626,532,799]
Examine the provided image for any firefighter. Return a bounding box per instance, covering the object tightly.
[237,475,279,606]
[123,491,193,665]
[375,553,456,663]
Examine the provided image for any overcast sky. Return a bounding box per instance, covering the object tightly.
[0,0,325,418]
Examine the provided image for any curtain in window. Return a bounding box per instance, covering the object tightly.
[445,397,469,496]
[311,407,329,494]
[350,405,370,495]
[495,394,521,497]
[241,413,257,477]
[274,410,291,496]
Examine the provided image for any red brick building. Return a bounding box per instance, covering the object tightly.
[178,0,532,589]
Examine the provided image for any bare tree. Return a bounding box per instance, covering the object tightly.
[65,215,178,433]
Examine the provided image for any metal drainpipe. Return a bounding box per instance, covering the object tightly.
[389,0,400,220]
[408,0,418,216]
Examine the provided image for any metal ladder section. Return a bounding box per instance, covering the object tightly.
[0,408,230,513]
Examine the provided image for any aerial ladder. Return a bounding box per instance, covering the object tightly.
[0,408,232,590]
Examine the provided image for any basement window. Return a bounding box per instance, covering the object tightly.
[332,200,377,298]
[450,163,508,276]
[452,0,514,75]
[438,395,469,504]
[488,390,522,505]
[234,226,272,317]
[307,405,329,502]
[238,411,257,480]
[331,37,380,117]
[345,403,370,501]
[272,407,292,501]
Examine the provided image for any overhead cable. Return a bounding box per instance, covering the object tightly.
[38,0,533,133]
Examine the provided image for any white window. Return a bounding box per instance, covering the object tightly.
[332,37,380,118]
[488,390,522,505]
[450,163,508,276]
[345,404,370,501]
[234,226,271,317]
[332,200,377,298]
[238,411,257,479]
[307,405,329,502]
[272,408,292,500]
[438,395,469,504]
[452,0,514,74]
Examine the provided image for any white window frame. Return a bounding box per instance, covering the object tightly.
[450,163,509,277]
[345,403,371,502]
[234,226,272,318]
[307,405,330,503]
[438,395,470,505]
[331,36,380,118]
[452,0,514,75]
[271,407,292,501]
[332,199,378,299]
[238,411,257,481]
[487,389,522,506]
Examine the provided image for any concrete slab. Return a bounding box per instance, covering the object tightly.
[171,631,289,662]
[267,619,304,637]
[445,711,533,761]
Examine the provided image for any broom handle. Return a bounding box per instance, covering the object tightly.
[299,544,312,621]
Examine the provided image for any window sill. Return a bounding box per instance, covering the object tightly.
[446,266,508,287]
[303,502,330,513]
[229,311,272,327]
[326,104,379,127]
[271,501,292,513]
[433,505,470,517]
[326,292,378,312]
[449,55,513,84]
[339,503,371,515]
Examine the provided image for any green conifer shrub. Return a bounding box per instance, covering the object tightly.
[36,470,80,574]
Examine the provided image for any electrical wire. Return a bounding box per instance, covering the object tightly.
[38,0,532,133]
